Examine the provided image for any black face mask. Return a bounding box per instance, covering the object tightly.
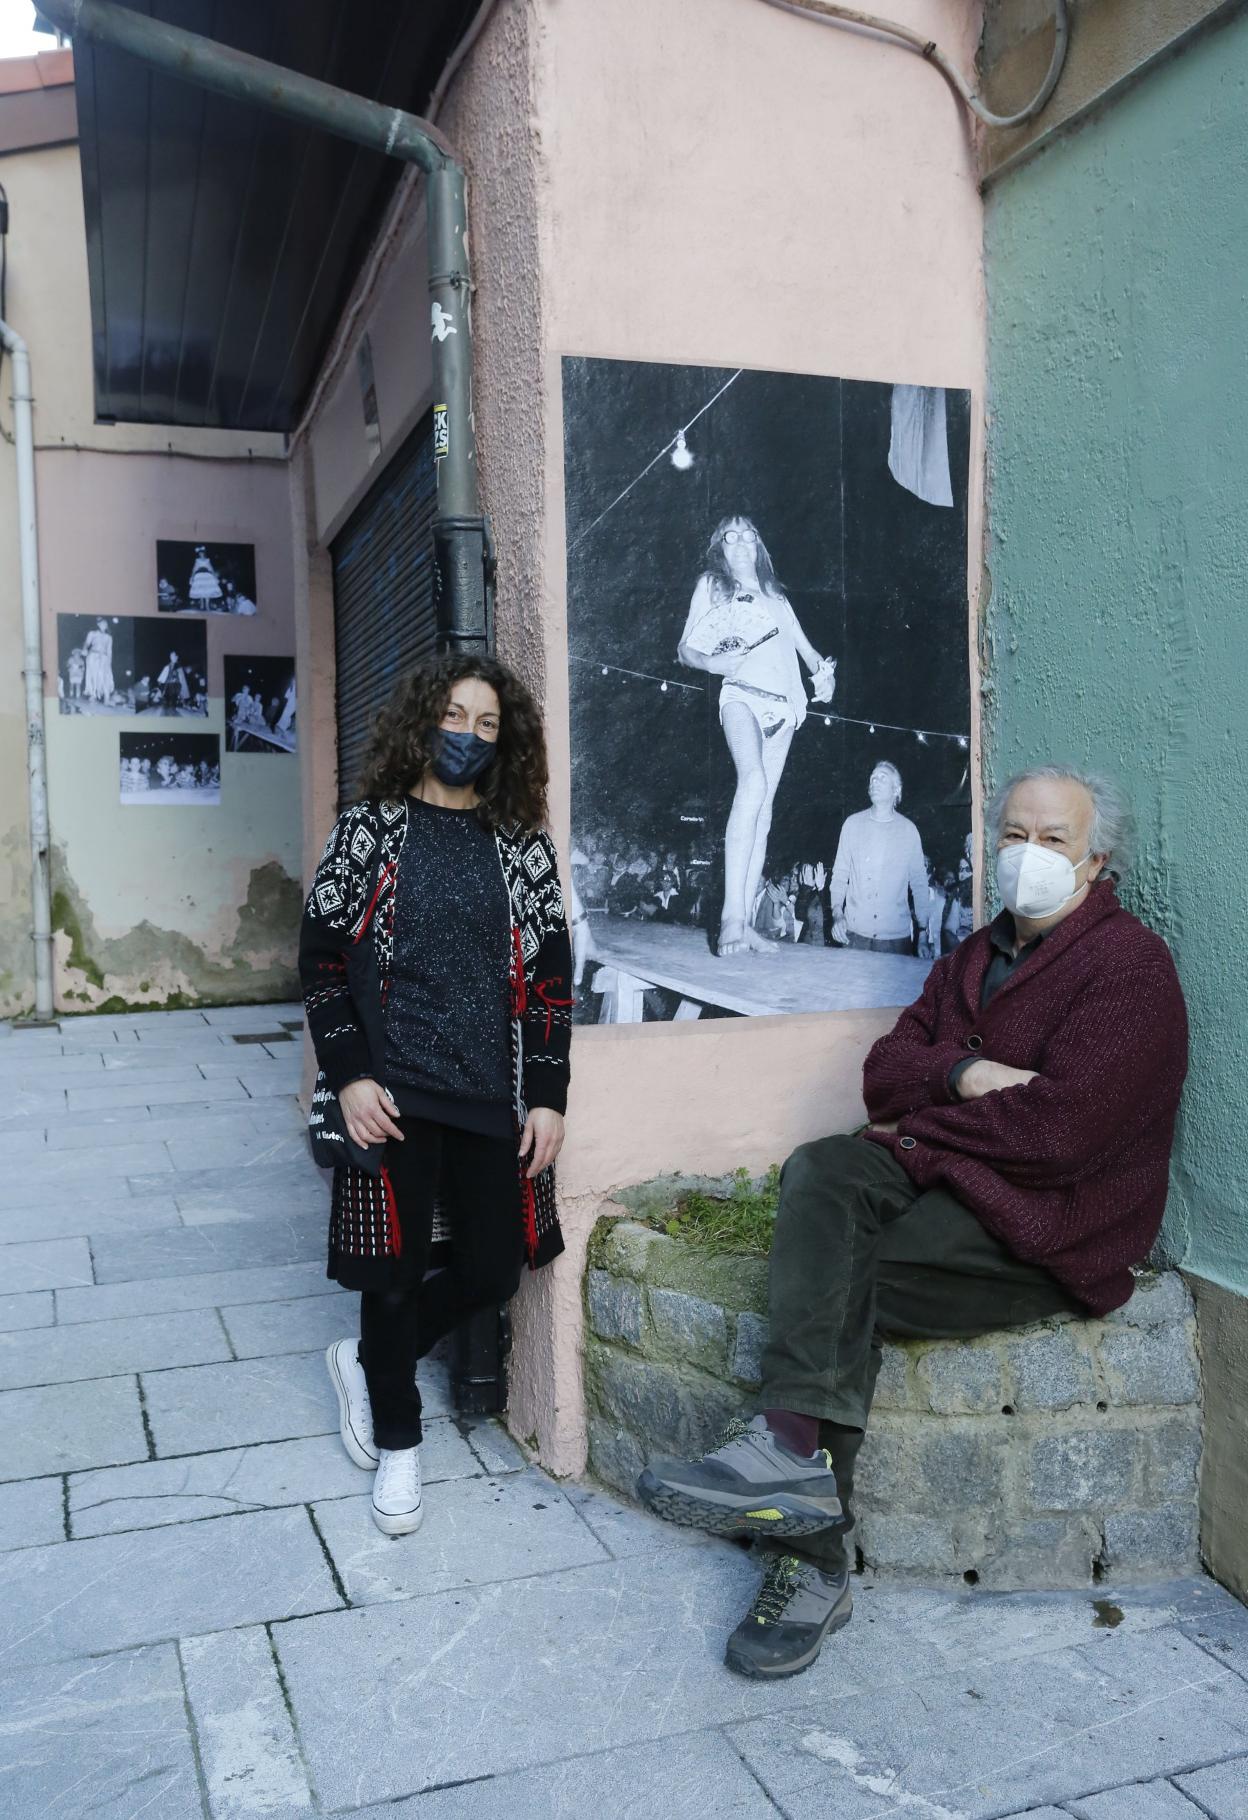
[429,726,497,787]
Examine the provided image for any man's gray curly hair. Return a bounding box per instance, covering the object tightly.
[987,767,1134,878]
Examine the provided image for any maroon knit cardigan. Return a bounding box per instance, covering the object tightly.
[862,881,1188,1315]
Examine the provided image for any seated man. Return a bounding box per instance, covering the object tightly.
[638,766,1188,1680]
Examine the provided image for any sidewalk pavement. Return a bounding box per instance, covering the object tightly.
[0,1007,1245,1820]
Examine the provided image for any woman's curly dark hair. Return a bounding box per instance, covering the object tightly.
[357,653,549,831]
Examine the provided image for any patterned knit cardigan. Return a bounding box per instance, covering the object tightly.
[861,881,1188,1316]
[299,796,573,1281]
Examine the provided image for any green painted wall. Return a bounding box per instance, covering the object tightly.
[983,19,1248,1292]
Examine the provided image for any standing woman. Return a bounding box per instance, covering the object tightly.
[301,654,572,1536]
[678,516,836,956]
[83,617,116,705]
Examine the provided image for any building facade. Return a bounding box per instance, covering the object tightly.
[3,0,1243,1598]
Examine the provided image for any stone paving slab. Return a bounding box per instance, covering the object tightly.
[142,1349,337,1454]
[55,1258,333,1324]
[1069,1777,1211,1816]
[0,1287,53,1329]
[311,1469,609,1606]
[177,1183,329,1227]
[221,1289,358,1359]
[0,1472,66,1549]
[0,1373,147,1480]
[566,1480,721,1560]
[270,1547,853,1809]
[346,1731,784,1819]
[69,1421,480,1537]
[0,1306,231,1390]
[182,1624,315,1818]
[42,1106,286,1149]
[0,1135,176,1193]
[66,1075,251,1112]
[163,1125,310,1172]
[0,1192,184,1243]
[0,1089,68,1126]
[1175,1756,1248,1816]
[0,1233,94,1291]
[0,1503,343,1667]
[727,1628,1248,1819]
[0,1643,204,1820]
[90,1210,324,1282]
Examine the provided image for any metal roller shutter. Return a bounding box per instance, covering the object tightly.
[330,414,438,807]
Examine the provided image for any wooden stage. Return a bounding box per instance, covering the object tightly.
[585,915,930,1022]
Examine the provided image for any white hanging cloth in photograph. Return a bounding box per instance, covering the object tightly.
[888,383,953,507]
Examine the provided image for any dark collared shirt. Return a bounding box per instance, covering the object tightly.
[949,915,1043,1097]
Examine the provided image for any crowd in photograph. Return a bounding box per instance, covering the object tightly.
[571,801,973,961]
[120,754,220,793]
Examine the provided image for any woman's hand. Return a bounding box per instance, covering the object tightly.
[338,1078,404,1148]
[521,1107,565,1179]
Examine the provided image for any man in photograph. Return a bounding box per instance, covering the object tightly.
[638,767,1188,1679]
[829,760,929,953]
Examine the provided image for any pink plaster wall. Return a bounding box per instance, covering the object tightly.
[506,0,987,1474]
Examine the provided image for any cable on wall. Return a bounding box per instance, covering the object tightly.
[753,0,1070,131]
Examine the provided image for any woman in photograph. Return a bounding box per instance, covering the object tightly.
[678,516,836,956]
[83,617,115,704]
[188,545,223,610]
[301,654,573,1538]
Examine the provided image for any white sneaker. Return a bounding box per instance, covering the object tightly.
[371,1447,423,1536]
[326,1339,378,1470]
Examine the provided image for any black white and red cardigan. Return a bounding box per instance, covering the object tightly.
[299,796,572,1283]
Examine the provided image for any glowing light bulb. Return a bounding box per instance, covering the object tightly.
[660,681,668,692]
[670,432,693,471]
[601,667,609,676]
[869,724,875,735]
[958,736,968,749]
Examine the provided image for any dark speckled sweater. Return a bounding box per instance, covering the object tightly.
[861,883,1188,1315]
[383,797,512,1136]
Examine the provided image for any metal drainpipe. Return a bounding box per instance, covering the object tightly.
[1,320,55,1022]
[37,0,490,652]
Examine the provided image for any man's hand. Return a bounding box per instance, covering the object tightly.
[521,1107,565,1179]
[868,1118,899,1135]
[338,1078,404,1148]
[956,1060,1039,1101]
[831,915,849,946]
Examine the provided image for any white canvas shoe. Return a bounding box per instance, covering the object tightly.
[371,1447,423,1536]
[326,1339,378,1470]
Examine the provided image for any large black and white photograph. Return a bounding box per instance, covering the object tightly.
[119,732,221,805]
[57,614,208,717]
[564,356,973,1025]
[223,654,297,753]
[156,540,258,614]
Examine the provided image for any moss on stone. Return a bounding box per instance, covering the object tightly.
[50,887,106,989]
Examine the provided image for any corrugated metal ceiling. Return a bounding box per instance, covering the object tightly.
[71,0,474,432]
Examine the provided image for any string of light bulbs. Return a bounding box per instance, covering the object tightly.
[568,368,744,553]
[578,657,969,745]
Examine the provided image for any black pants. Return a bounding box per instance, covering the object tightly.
[358,1118,524,1450]
[760,1134,1083,1576]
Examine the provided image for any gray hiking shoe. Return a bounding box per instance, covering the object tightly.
[725,1553,853,1678]
[636,1414,841,1540]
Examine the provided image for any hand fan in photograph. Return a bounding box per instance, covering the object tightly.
[684,589,780,660]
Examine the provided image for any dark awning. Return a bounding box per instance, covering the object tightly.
[66,0,475,432]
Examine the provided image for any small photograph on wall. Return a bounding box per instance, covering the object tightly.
[157,540,257,615]
[563,355,974,1027]
[120,732,221,805]
[57,615,207,717]
[57,613,133,714]
[224,655,297,754]
[131,620,208,716]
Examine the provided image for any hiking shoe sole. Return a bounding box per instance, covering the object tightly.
[636,1469,838,1539]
